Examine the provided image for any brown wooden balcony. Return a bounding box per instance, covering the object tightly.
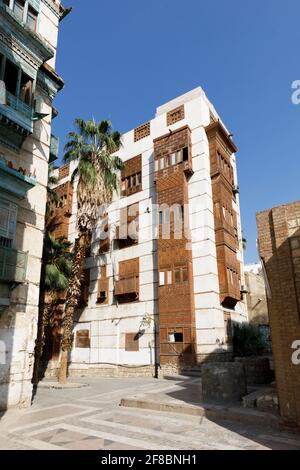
[114,275,139,299]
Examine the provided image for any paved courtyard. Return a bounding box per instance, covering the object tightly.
[0,376,299,450]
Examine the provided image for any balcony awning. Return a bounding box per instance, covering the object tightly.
[0,160,36,199]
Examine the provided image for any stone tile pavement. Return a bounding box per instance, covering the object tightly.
[0,376,299,450]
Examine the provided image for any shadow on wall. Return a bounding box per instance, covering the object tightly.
[0,160,39,417]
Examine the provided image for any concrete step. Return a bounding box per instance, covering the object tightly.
[120,397,281,431]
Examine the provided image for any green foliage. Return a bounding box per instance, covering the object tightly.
[46,164,59,215]
[232,322,267,357]
[63,118,124,193]
[42,232,72,293]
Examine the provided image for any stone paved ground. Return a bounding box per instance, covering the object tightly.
[0,376,300,450]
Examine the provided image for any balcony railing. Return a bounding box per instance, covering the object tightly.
[114,276,139,297]
[0,90,33,139]
[6,91,32,119]
[0,246,28,283]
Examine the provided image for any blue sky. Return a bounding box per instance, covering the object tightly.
[52,0,300,263]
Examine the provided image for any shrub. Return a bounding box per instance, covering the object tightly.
[232,322,267,357]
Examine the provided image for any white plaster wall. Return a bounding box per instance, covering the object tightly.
[39,2,60,68]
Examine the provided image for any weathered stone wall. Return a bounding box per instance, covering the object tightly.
[257,201,300,429]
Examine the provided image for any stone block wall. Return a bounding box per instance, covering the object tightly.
[257,201,300,429]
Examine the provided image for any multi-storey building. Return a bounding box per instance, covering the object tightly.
[257,201,300,430]
[0,0,68,409]
[49,87,247,377]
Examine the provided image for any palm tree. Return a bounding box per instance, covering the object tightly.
[58,119,123,383]
[33,233,72,384]
[46,164,59,216]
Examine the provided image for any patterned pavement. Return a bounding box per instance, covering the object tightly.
[0,376,299,450]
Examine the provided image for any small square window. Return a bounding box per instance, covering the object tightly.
[169,332,183,343]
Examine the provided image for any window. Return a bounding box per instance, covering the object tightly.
[75,330,90,349]
[125,333,139,352]
[167,270,172,285]
[154,159,159,172]
[174,268,181,283]
[167,105,185,126]
[19,71,33,105]
[0,199,17,248]
[121,171,142,197]
[177,150,183,163]
[26,6,38,32]
[13,0,25,21]
[182,266,189,282]
[171,153,176,166]
[4,59,18,96]
[173,205,184,223]
[169,332,183,343]
[159,271,165,286]
[160,157,164,170]
[134,122,150,142]
[183,147,189,162]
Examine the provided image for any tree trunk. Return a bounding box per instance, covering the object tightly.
[58,350,68,384]
[58,233,89,383]
[33,299,54,385]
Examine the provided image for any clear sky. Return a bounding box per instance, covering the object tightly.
[52,0,300,264]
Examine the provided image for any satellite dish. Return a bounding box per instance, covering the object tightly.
[0,81,6,105]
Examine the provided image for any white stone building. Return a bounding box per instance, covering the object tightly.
[0,0,68,409]
[50,87,248,378]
